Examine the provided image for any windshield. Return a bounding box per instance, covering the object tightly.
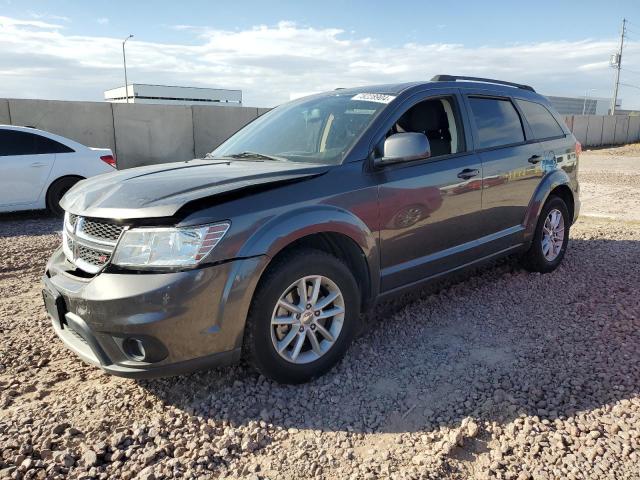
[211,92,393,165]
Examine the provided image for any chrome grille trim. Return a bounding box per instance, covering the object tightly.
[63,213,127,274]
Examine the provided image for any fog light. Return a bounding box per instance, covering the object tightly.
[123,337,147,361]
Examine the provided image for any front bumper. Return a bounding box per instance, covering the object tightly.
[43,248,269,378]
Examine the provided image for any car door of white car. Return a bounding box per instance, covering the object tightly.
[0,129,59,207]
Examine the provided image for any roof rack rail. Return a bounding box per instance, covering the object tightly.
[430,75,535,92]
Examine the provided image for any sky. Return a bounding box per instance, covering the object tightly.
[1,0,639,108]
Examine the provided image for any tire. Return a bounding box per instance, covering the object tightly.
[521,195,570,273]
[244,249,361,384]
[46,177,81,217]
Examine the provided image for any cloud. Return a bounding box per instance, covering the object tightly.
[97,17,109,25]
[27,11,71,23]
[0,16,638,108]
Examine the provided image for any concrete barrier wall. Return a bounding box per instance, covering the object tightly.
[193,105,260,158]
[113,104,195,168]
[2,98,267,169]
[571,116,588,145]
[0,100,10,124]
[563,114,640,147]
[614,116,629,145]
[628,117,640,143]
[586,116,604,147]
[8,99,117,156]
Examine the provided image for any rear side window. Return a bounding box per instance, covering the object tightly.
[516,99,565,140]
[468,97,525,149]
[0,130,73,156]
[36,135,74,154]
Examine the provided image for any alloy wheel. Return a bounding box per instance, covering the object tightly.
[270,275,345,364]
[541,208,565,261]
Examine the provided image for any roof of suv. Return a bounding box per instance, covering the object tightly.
[334,75,541,100]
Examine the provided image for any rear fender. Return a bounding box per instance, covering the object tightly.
[523,169,573,242]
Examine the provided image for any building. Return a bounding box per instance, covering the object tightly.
[544,95,614,116]
[104,84,242,106]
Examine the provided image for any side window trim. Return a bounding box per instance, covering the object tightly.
[366,90,470,169]
[463,93,531,152]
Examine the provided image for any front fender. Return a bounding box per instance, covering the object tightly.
[237,205,379,291]
[522,169,573,242]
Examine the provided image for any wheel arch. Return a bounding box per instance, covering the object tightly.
[523,169,575,242]
[45,174,85,210]
[239,206,380,310]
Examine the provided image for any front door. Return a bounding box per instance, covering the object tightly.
[0,130,55,207]
[374,93,484,292]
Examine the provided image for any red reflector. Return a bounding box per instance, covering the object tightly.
[575,142,582,157]
[100,154,117,168]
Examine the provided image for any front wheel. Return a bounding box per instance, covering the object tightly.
[244,249,360,384]
[521,195,570,273]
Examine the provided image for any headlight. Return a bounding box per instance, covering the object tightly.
[112,222,230,269]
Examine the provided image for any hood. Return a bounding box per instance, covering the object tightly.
[60,159,329,219]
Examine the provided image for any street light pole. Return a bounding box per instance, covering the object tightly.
[122,34,134,104]
[582,89,596,115]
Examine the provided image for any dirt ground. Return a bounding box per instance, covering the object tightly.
[0,145,639,480]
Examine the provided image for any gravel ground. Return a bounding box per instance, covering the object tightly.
[1,146,639,480]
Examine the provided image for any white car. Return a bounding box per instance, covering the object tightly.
[0,125,116,215]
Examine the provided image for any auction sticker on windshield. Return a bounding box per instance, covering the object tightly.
[351,93,396,104]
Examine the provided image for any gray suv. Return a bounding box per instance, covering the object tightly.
[43,75,580,384]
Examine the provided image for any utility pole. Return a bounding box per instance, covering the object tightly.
[610,18,626,115]
[122,34,134,104]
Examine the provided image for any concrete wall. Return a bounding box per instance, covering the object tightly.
[628,117,640,144]
[192,105,259,158]
[7,99,116,155]
[2,98,268,169]
[562,114,640,147]
[113,103,194,167]
[0,100,10,124]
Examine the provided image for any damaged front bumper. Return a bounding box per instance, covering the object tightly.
[42,248,268,378]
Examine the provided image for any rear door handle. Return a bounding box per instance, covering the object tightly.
[528,155,542,164]
[457,168,480,180]
[30,162,48,168]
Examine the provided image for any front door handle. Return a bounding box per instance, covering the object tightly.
[457,168,480,180]
[528,155,542,164]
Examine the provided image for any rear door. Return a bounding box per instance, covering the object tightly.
[373,91,485,292]
[464,94,542,243]
[514,98,574,178]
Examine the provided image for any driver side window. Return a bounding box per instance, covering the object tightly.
[379,96,464,158]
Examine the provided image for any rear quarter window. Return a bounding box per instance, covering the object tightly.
[468,97,525,149]
[515,99,565,140]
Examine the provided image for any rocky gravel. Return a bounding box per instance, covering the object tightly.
[1,147,639,479]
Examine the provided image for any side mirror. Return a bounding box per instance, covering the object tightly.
[375,132,431,166]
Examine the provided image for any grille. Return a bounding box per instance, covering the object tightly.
[64,214,126,274]
[79,220,125,243]
[77,244,112,267]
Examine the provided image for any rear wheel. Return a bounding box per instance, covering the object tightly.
[521,195,570,273]
[244,249,360,384]
[46,176,82,217]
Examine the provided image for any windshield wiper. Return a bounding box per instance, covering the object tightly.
[226,151,288,162]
